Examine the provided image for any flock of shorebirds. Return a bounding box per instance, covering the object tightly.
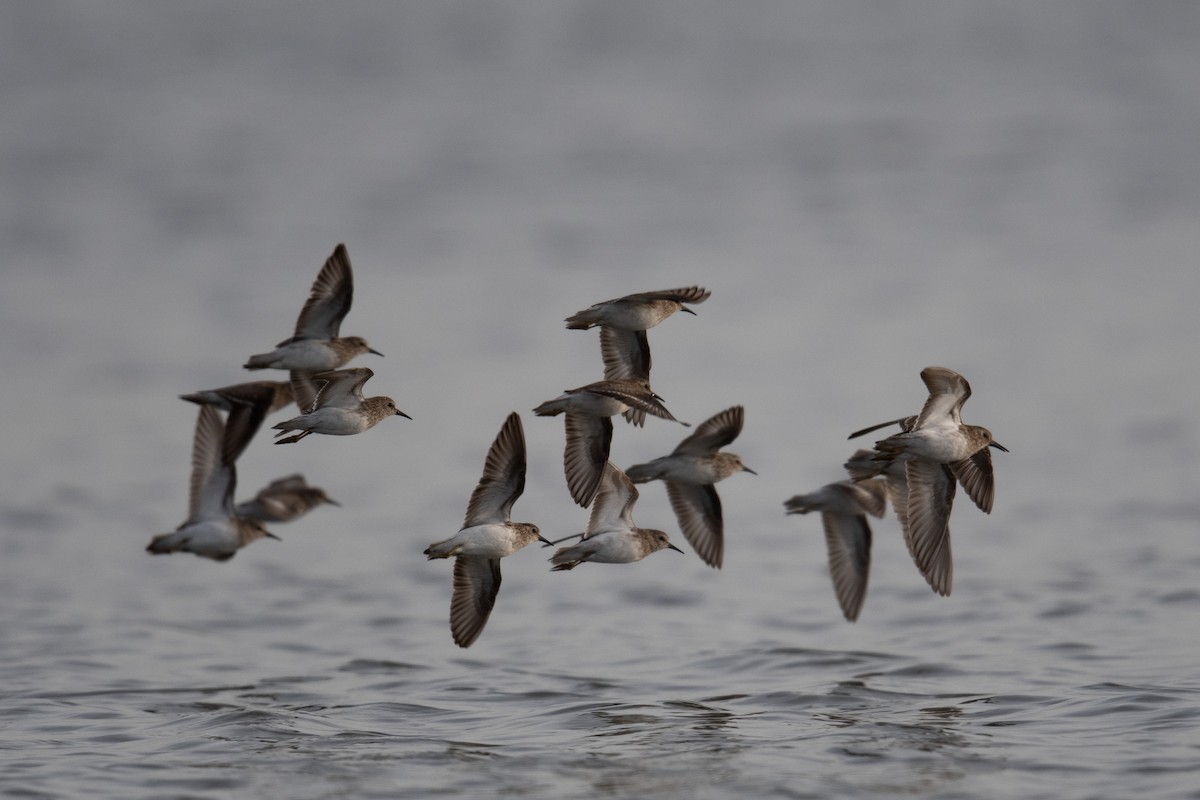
[147,244,1007,647]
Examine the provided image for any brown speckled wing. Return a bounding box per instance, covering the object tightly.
[664,481,723,568]
[821,511,872,622]
[450,557,501,648]
[903,459,956,596]
[673,406,743,456]
[294,243,354,340]
[600,328,652,425]
[310,367,373,408]
[915,367,972,429]
[563,414,612,507]
[464,413,527,527]
[188,406,235,522]
[620,286,711,305]
[949,447,995,514]
[583,379,679,425]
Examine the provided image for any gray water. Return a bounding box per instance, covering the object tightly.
[3,2,1199,798]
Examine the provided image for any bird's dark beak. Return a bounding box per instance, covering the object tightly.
[368,348,384,357]
[326,498,342,507]
[537,534,554,547]
[266,532,281,541]
[990,440,1009,452]
[396,409,412,419]
[667,543,684,553]
[681,307,697,316]
[743,466,758,475]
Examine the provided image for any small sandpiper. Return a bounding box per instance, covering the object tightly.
[234,474,340,523]
[625,405,755,568]
[548,462,684,571]
[848,367,1007,596]
[566,287,710,421]
[867,367,1007,466]
[849,409,1001,515]
[533,378,686,507]
[564,286,711,331]
[272,367,409,444]
[146,406,278,561]
[424,413,550,648]
[244,243,383,371]
[783,479,888,621]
